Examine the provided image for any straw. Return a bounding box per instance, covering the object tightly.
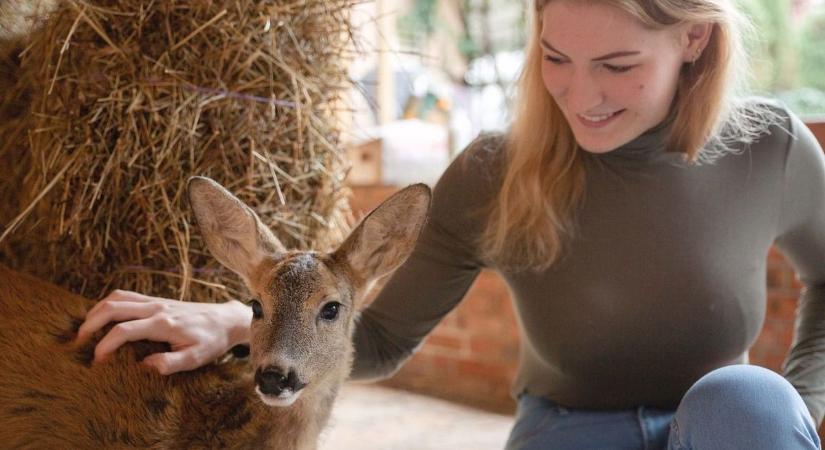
[0,0,355,302]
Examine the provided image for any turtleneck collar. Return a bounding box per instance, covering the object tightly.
[584,118,685,164]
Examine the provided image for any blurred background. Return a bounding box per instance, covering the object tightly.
[343,0,825,187]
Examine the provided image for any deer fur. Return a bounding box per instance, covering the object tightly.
[0,177,431,449]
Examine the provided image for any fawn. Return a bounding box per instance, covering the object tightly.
[0,176,431,449]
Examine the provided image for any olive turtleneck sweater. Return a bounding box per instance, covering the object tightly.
[351,103,825,424]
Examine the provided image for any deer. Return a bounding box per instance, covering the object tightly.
[0,176,431,449]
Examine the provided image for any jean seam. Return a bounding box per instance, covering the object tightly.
[637,407,649,450]
[670,419,687,450]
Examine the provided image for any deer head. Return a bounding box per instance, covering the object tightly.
[188,177,430,407]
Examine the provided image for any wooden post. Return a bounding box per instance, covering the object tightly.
[376,0,395,125]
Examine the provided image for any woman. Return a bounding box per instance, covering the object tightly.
[78,0,825,448]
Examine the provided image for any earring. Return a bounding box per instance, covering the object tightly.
[693,48,702,63]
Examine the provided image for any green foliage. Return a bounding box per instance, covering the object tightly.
[776,87,825,117]
[458,35,480,59]
[736,0,796,91]
[714,0,825,116]
[398,0,439,42]
[798,9,825,92]
[397,0,526,61]
[396,0,825,115]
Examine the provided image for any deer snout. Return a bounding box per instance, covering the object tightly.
[255,366,307,396]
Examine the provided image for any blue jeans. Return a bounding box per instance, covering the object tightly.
[505,365,821,450]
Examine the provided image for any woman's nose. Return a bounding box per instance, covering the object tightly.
[565,71,604,112]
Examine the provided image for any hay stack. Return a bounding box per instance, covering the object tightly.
[0,42,29,229]
[0,0,354,302]
[0,0,45,229]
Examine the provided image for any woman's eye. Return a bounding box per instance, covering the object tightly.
[604,64,634,73]
[319,302,342,321]
[249,299,263,320]
[543,55,565,65]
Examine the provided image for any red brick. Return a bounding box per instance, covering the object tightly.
[792,272,804,289]
[437,312,460,329]
[765,293,798,321]
[422,334,467,357]
[456,359,514,380]
[751,315,795,372]
[749,338,787,369]
[347,185,398,216]
[752,352,786,372]
[404,353,457,375]
[469,335,519,363]
[767,318,795,346]
[806,120,825,148]
[768,246,787,262]
[766,265,790,289]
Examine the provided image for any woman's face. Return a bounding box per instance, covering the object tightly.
[540,1,701,153]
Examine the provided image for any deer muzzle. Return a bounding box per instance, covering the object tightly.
[254,366,307,407]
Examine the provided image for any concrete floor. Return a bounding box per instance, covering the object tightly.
[320,383,515,450]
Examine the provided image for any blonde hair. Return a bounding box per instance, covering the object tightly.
[482,0,778,271]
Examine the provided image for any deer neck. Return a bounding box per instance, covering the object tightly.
[258,365,348,450]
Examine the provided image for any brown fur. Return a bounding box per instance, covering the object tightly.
[0,264,283,449]
[0,179,430,449]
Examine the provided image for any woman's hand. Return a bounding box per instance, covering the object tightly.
[76,290,252,375]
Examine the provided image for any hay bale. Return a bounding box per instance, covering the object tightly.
[0,0,354,302]
[0,43,31,230]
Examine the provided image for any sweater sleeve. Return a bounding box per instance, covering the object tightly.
[774,111,825,425]
[349,134,504,380]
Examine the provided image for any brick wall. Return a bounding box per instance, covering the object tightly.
[376,270,519,414]
[809,121,825,148]
[349,119,825,421]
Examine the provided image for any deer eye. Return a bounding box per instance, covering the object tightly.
[319,302,342,321]
[249,299,263,320]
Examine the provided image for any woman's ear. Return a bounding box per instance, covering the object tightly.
[681,22,713,63]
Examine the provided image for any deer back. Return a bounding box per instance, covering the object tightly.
[0,265,282,449]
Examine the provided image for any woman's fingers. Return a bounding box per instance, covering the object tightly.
[93,317,171,362]
[85,289,158,320]
[76,293,240,374]
[142,348,208,375]
[77,300,163,343]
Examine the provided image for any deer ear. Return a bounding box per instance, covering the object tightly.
[188,176,285,283]
[333,184,431,289]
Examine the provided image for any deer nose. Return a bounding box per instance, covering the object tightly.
[255,367,307,395]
